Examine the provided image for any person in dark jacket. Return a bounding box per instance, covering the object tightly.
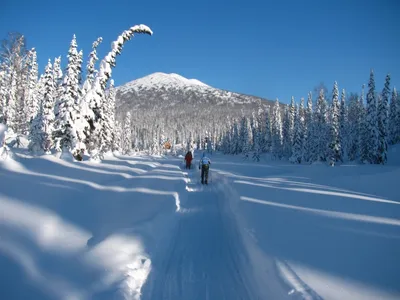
[185,151,193,169]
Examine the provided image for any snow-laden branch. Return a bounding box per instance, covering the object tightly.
[96,24,153,92]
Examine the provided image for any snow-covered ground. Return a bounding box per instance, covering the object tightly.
[1,146,399,299]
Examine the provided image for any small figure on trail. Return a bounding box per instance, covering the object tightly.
[185,150,193,169]
[199,152,211,184]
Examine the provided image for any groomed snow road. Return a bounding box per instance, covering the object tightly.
[141,167,255,300]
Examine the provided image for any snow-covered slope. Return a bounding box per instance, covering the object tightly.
[2,146,399,299]
[118,72,210,93]
[115,72,274,113]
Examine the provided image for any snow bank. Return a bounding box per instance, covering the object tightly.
[211,151,400,300]
[0,123,6,143]
[0,124,12,160]
[387,144,400,166]
[0,153,185,299]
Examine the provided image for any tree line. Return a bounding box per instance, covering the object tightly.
[0,26,152,160]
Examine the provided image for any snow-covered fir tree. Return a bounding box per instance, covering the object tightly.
[96,80,116,156]
[282,105,291,158]
[339,89,348,160]
[25,49,39,124]
[83,25,152,159]
[365,70,378,163]
[298,97,305,161]
[113,120,122,152]
[288,96,295,147]
[53,35,84,154]
[290,104,303,164]
[107,79,116,149]
[397,88,400,144]
[255,104,265,152]
[377,74,390,164]
[359,85,369,163]
[239,116,252,159]
[76,50,83,99]
[328,81,341,165]
[1,34,28,134]
[121,111,132,154]
[347,93,360,161]
[151,128,160,155]
[311,89,329,162]
[29,59,54,153]
[52,56,63,120]
[388,87,398,145]
[6,67,18,132]
[0,65,6,123]
[263,106,272,153]
[271,99,283,159]
[303,92,313,163]
[28,101,45,153]
[252,114,262,161]
[82,37,102,95]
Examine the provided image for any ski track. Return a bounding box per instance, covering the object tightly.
[141,166,256,300]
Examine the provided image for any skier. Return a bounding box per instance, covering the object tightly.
[184,150,193,169]
[199,152,211,184]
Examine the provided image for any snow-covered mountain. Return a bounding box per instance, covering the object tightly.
[118,72,210,91]
[115,72,274,114]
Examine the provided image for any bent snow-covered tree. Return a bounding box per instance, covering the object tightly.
[83,24,152,159]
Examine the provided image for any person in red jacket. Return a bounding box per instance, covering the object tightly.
[184,151,193,169]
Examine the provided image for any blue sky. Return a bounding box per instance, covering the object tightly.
[1,0,399,104]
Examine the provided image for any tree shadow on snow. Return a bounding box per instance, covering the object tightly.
[216,167,400,295]
[0,155,185,299]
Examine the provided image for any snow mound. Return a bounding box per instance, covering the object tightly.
[85,234,151,300]
[388,144,400,166]
[0,124,7,144]
[276,259,322,300]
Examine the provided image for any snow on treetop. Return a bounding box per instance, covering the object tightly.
[118,72,211,93]
[130,24,153,35]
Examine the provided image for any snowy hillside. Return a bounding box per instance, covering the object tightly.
[1,146,399,299]
[115,72,274,112]
[118,72,211,92]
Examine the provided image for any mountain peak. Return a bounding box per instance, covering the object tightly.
[118,72,211,93]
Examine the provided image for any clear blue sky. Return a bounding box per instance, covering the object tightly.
[1,0,399,104]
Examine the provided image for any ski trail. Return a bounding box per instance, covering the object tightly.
[141,166,256,300]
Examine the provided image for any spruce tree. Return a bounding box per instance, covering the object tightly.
[339,89,348,160]
[290,104,303,164]
[377,74,390,164]
[388,88,398,144]
[359,85,369,163]
[365,70,378,163]
[271,99,283,159]
[53,56,63,120]
[29,59,54,153]
[282,105,291,158]
[299,97,306,161]
[25,49,39,124]
[113,120,122,152]
[312,89,329,162]
[53,36,83,153]
[303,92,313,162]
[328,81,341,165]
[252,115,261,161]
[121,111,132,154]
[397,89,400,144]
[0,65,6,123]
[264,107,272,153]
[289,96,295,146]
[83,37,102,95]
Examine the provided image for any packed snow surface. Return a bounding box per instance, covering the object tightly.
[1,146,400,299]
